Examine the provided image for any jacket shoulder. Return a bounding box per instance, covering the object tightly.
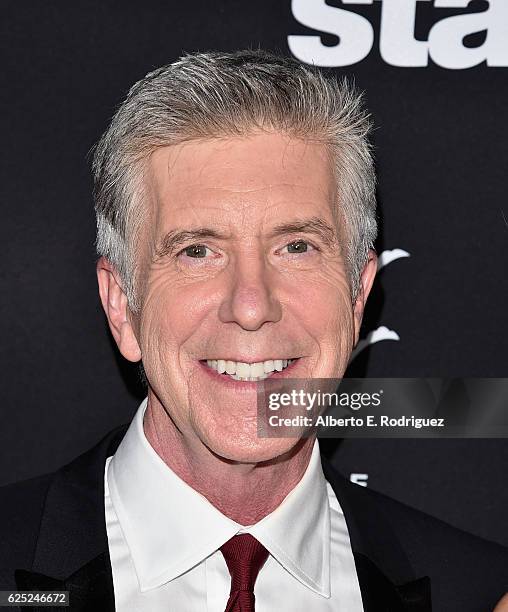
[0,473,53,568]
[355,480,508,562]
[325,462,508,610]
[365,484,508,610]
[0,424,128,570]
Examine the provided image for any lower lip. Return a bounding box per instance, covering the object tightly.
[198,359,300,389]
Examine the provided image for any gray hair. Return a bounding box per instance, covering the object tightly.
[93,49,377,312]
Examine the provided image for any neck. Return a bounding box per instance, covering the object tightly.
[143,393,315,525]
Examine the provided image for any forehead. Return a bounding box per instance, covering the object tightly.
[145,132,338,230]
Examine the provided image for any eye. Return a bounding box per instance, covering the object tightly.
[181,244,212,258]
[282,240,313,254]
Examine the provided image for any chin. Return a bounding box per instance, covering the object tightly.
[206,435,303,465]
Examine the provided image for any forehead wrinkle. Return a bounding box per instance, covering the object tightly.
[150,136,338,226]
[164,184,332,216]
[155,142,334,197]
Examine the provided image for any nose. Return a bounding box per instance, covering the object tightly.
[218,251,282,331]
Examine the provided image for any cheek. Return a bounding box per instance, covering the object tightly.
[287,269,355,369]
[138,305,178,394]
[138,272,218,368]
[289,268,353,335]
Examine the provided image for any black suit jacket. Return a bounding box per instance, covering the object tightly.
[0,425,507,612]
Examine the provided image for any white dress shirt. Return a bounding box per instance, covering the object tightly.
[104,398,363,611]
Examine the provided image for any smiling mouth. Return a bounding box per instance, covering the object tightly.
[201,358,298,382]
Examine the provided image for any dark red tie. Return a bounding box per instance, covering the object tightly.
[220,534,269,612]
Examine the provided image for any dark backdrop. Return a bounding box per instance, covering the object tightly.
[1,1,507,546]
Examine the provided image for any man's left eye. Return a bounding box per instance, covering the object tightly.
[283,240,312,254]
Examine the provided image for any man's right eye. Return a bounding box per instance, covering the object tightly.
[182,244,210,258]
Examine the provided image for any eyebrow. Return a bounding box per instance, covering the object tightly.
[155,216,338,259]
[268,217,337,248]
[155,228,230,258]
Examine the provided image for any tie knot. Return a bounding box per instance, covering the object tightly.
[220,534,269,592]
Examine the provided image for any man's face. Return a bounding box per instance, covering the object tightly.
[114,132,375,462]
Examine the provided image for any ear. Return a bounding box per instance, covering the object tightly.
[353,249,377,345]
[96,257,142,362]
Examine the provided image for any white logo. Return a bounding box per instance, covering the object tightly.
[350,473,369,487]
[289,0,508,69]
[377,248,410,270]
[350,248,410,362]
[350,325,400,362]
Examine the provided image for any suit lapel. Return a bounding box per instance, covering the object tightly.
[322,457,432,611]
[15,553,115,612]
[14,425,128,611]
[354,553,431,612]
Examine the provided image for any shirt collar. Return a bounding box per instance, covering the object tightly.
[108,397,330,596]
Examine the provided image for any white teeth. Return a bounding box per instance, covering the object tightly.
[205,358,295,381]
[250,362,265,377]
[264,360,274,373]
[225,360,236,375]
[236,362,250,378]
